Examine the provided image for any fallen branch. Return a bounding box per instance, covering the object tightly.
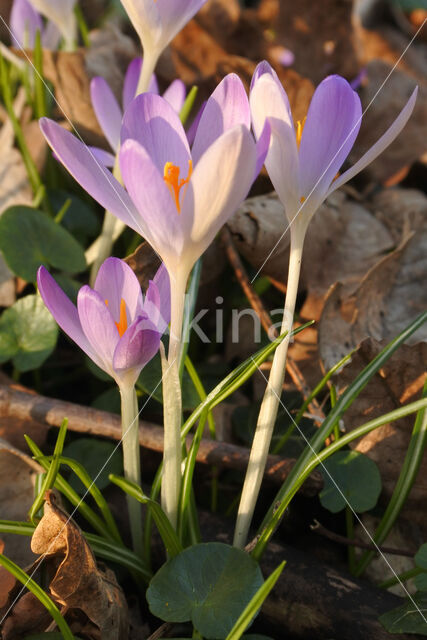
[0,385,322,496]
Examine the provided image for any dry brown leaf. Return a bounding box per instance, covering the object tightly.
[369,186,427,243]
[348,60,427,184]
[2,592,51,640]
[196,0,241,42]
[31,491,128,639]
[0,440,41,567]
[0,540,17,613]
[319,228,427,370]
[330,338,427,530]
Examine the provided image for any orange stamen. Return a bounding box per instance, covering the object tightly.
[296,117,306,149]
[163,159,193,213]
[105,298,128,337]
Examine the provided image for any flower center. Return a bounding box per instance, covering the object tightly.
[163,160,193,213]
[105,298,128,337]
[296,117,306,149]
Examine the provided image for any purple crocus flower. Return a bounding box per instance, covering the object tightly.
[10,0,60,49]
[250,61,417,235]
[37,258,170,388]
[29,0,76,50]
[40,73,269,288]
[90,58,187,167]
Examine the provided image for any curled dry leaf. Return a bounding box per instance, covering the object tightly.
[368,187,427,243]
[31,491,129,640]
[329,338,427,531]
[0,540,17,612]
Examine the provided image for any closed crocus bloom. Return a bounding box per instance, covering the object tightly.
[29,0,76,50]
[37,258,170,389]
[250,60,417,238]
[10,0,60,49]
[90,58,187,166]
[121,0,208,92]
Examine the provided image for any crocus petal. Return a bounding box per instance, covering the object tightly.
[40,118,143,237]
[250,73,300,217]
[187,102,206,147]
[87,146,116,168]
[30,0,76,48]
[77,286,118,375]
[254,119,271,178]
[10,0,43,48]
[298,75,362,200]
[121,92,191,176]
[250,60,292,119]
[182,125,256,266]
[90,77,122,152]
[37,266,102,369]
[163,79,186,113]
[119,139,185,264]
[152,263,171,328]
[191,74,251,165]
[123,57,142,111]
[42,20,61,49]
[94,257,144,324]
[113,315,160,375]
[144,263,171,333]
[327,87,418,196]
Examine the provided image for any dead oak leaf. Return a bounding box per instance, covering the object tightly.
[31,491,129,640]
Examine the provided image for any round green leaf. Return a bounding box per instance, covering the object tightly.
[415,544,427,569]
[147,542,264,639]
[414,572,427,592]
[379,593,427,636]
[63,438,123,493]
[0,205,86,281]
[0,294,58,372]
[319,450,382,514]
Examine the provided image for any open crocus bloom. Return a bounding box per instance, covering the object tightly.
[37,258,170,388]
[10,0,60,49]
[90,58,187,167]
[40,73,269,286]
[28,0,76,50]
[121,0,208,64]
[250,61,418,236]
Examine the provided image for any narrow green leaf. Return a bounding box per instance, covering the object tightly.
[180,86,198,125]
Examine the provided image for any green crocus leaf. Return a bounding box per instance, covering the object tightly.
[379,593,427,635]
[0,205,86,281]
[147,542,264,639]
[0,294,58,371]
[319,450,382,513]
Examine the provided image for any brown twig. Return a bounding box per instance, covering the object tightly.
[221,226,324,424]
[146,623,174,640]
[0,385,322,496]
[311,520,416,557]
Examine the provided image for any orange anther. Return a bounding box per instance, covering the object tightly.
[163,159,193,213]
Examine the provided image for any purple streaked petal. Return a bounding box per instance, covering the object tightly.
[123,57,142,111]
[10,0,43,48]
[90,76,122,152]
[182,125,256,262]
[37,266,102,369]
[87,146,116,167]
[186,101,206,147]
[94,257,144,325]
[119,139,185,261]
[121,92,190,176]
[40,118,143,236]
[328,86,418,196]
[77,286,118,373]
[254,119,271,178]
[191,74,251,165]
[299,75,362,199]
[163,79,186,113]
[113,315,160,375]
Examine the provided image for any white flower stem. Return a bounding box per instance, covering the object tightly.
[233,229,305,548]
[136,51,159,97]
[161,271,187,529]
[119,383,143,557]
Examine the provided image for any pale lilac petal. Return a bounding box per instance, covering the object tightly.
[119,139,186,262]
[123,58,142,111]
[42,20,61,49]
[40,118,143,236]
[10,0,43,48]
[328,87,418,196]
[113,315,160,374]
[144,264,171,334]
[250,74,299,216]
[94,257,143,324]
[250,60,292,118]
[182,125,256,265]
[77,286,118,374]
[87,146,116,168]
[192,74,251,165]
[299,75,362,199]
[37,266,102,368]
[186,102,206,147]
[121,93,191,176]
[254,119,271,178]
[152,263,171,329]
[163,79,186,113]
[90,77,122,152]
